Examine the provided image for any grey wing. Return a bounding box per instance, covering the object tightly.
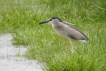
[63,22,79,31]
[67,29,88,41]
[63,22,88,41]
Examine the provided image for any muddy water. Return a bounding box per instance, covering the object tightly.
[0,34,43,71]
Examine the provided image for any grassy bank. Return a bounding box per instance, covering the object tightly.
[0,0,106,71]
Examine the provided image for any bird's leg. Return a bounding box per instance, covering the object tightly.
[70,41,75,53]
[70,41,73,48]
[65,44,68,50]
[64,39,69,50]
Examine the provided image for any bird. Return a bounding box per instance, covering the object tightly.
[39,17,88,41]
[39,17,88,51]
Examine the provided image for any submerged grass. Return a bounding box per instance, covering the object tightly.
[0,0,106,71]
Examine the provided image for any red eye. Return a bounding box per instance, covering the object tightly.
[49,18,52,21]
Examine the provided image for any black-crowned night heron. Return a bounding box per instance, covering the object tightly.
[40,17,88,53]
[39,17,88,51]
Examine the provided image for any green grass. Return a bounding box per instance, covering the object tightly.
[0,0,106,71]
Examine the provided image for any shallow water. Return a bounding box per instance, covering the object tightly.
[0,34,43,71]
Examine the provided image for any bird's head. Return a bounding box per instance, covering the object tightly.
[39,17,63,25]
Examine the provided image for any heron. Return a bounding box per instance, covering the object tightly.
[39,17,88,52]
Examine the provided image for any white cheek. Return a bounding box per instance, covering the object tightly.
[48,21,52,24]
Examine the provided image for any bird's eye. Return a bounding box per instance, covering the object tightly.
[49,19,52,21]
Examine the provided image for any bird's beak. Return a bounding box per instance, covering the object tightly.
[39,20,50,24]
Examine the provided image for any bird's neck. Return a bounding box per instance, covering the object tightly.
[52,22,62,28]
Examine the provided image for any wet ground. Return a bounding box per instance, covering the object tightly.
[0,34,43,71]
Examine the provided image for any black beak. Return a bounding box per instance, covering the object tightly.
[39,20,50,24]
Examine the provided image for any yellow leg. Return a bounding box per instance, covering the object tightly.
[70,41,75,53]
[65,45,68,50]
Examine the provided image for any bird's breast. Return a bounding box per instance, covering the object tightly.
[52,25,68,37]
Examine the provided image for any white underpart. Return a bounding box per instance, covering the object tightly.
[79,40,87,42]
